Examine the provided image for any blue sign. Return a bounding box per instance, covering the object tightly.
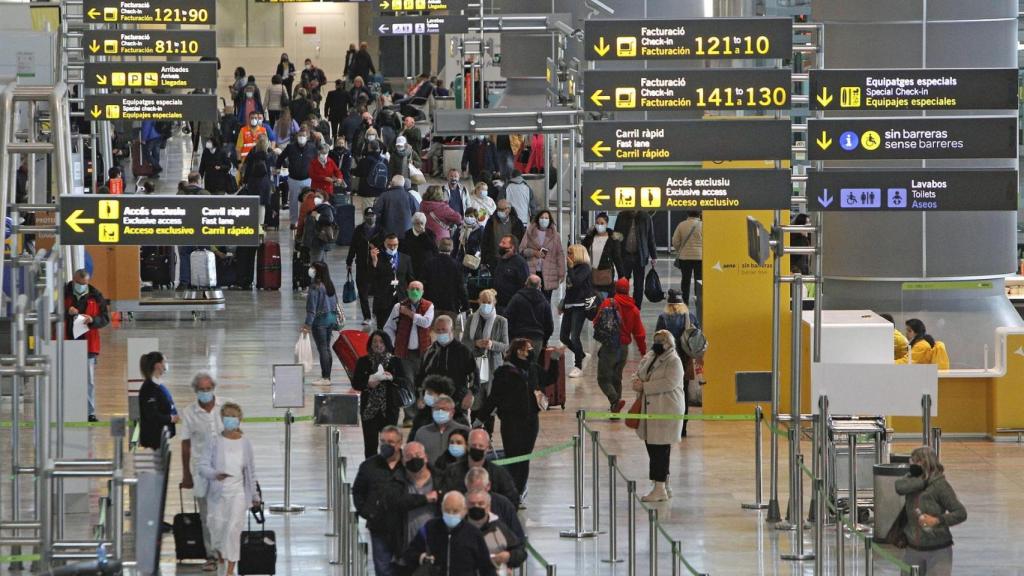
[839,131,859,151]
[887,188,908,209]
[840,188,881,208]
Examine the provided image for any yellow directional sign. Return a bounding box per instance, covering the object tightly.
[87,8,101,19]
[89,40,101,54]
[95,74,108,86]
[590,189,610,207]
[590,89,610,107]
[816,131,832,151]
[90,105,103,119]
[593,37,610,57]
[590,140,612,158]
[816,86,833,107]
[65,210,96,234]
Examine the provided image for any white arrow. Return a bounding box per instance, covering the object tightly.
[712,261,723,272]
[378,24,389,34]
[1014,346,1024,357]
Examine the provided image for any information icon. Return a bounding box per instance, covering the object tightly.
[839,131,859,151]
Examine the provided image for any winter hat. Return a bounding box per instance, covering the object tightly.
[667,289,684,304]
[615,278,630,294]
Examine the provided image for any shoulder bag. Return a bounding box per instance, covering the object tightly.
[624,394,643,429]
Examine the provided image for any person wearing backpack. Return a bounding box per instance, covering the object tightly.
[302,192,336,263]
[354,140,390,222]
[593,277,646,413]
[656,290,704,437]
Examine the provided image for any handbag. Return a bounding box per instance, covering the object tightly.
[687,362,705,407]
[624,395,643,429]
[389,381,416,408]
[409,164,426,186]
[294,333,315,373]
[342,273,357,304]
[462,253,481,270]
[591,268,613,287]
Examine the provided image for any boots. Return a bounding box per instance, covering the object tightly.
[641,482,669,502]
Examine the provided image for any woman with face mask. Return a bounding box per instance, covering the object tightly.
[582,211,625,298]
[302,261,340,386]
[137,351,179,450]
[893,446,966,575]
[432,428,468,472]
[460,289,509,406]
[198,138,235,194]
[351,331,409,458]
[467,181,496,219]
[519,210,565,302]
[630,329,686,503]
[199,402,260,576]
[276,53,296,99]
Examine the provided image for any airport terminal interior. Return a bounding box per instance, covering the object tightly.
[1,0,1024,574]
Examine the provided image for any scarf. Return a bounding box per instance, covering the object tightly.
[468,310,496,354]
[362,352,392,419]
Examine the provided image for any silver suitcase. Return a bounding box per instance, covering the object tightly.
[190,249,217,288]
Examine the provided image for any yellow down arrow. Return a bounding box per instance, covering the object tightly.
[89,40,101,54]
[590,89,610,107]
[590,140,612,158]
[816,131,832,151]
[65,210,95,233]
[593,37,610,57]
[816,86,833,107]
[90,105,102,119]
[590,189,610,207]
[87,8,100,19]
[95,74,108,86]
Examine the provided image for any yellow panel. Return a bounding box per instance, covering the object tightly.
[30,6,60,32]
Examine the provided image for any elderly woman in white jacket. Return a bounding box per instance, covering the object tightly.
[631,330,686,503]
[199,402,260,576]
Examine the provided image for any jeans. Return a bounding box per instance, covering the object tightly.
[143,138,162,171]
[559,307,587,368]
[902,545,953,576]
[288,178,311,227]
[355,273,373,322]
[678,259,702,313]
[87,355,97,418]
[370,533,395,576]
[646,443,671,482]
[623,254,647,310]
[596,344,626,405]
[311,324,333,379]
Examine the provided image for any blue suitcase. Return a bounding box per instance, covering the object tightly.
[332,195,355,247]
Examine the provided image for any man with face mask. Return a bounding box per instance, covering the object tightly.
[64,269,110,422]
[379,442,440,571]
[403,491,495,576]
[422,238,468,325]
[346,207,380,324]
[491,235,530,315]
[400,213,437,279]
[370,233,415,330]
[417,315,479,414]
[384,280,435,406]
[300,58,326,103]
[465,468,524,539]
[441,428,520,508]
[389,135,420,187]
[400,116,423,155]
[179,372,224,571]
[410,394,468,464]
[481,201,526,270]
[466,489,526,573]
[373,175,419,237]
[276,129,317,229]
[352,426,406,576]
[444,169,469,215]
[235,111,267,161]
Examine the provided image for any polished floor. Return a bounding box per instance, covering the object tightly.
[2,135,1023,575]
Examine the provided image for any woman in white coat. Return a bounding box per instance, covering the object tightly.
[462,289,510,405]
[631,330,686,502]
[199,402,260,576]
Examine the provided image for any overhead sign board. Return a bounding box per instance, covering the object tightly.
[585,17,793,61]
[805,170,1018,212]
[83,62,217,90]
[583,69,790,112]
[808,68,1018,111]
[84,94,218,122]
[583,119,791,163]
[374,14,468,35]
[806,117,1017,161]
[84,0,216,24]
[60,195,261,246]
[83,30,217,58]
[581,169,792,211]
[378,0,465,12]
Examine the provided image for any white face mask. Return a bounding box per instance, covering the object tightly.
[478,190,488,198]
[297,136,308,146]
[318,155,328,164]
[595,224,607,234]
[313,197,324,206]
[538,218,550,229]
[205,142,215,151]
[308,267,316,279]
[250,119,259,127]
[367,135,377,142]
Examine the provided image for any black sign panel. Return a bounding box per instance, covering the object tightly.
[584,120,791,163]
[84,94,219,122]
[378,0,466,12]
[809,68,1018,112]
[61,195,261,246]
[374,14,468,35]
[84,0,216,24]
[585,17,793,61]
[84,30,217,58]
[806,117,1017,161]
[84,62,217,90]
[805,170,1018,212]
[581,169,792,211]
[583,69,790,112]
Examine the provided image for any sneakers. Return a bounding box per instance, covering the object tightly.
[641,482,669,503]
[88,415,99,423]
[314,378,331,386]
[611,399,626,413]
[568,367,583,378]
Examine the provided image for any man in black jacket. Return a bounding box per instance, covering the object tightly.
[352,425,405,576]
[370,234,416,330]
[349,42,376,83]
[613,210,657,310]
[276,129,316,229]
[465,467,525,539]
[481,201,525,270]
[402,491,496,576]
[138,351,178,450]
[346,207,381,325]
[400,213,437,279]
[492,235,529,315]
[504,275,553,352]
[441,428,519,506]
[421,239,468,322]
[417,316,477,410]
[323,80,352,142]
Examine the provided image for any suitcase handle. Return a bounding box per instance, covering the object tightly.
[179,486,200,515]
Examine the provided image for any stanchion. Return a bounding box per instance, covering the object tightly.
[270,409,305,513]
[321,426,336,512]
[774,426,797,532]
[742,405,768,510]
[648,508,658,576]
[814,479,825,576]
[910,566,921,575]
[781,453,814,561]
[627,480,637,576]
[546,566,556,576]
[808,413,818,523]
[848,434,859,531]
[671,541,681,576]
[921,394,932,447]
[330,455,345,565]
[836,503,845,576]
[932,427,942,460]
[591,429,601,535]
[559,434,596,538]
[570,410,589,512]
[602,454,623,564]
[864,536,873,576]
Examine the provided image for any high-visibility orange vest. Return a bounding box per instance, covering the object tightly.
[236,126,266,160]
[108,178,124,195]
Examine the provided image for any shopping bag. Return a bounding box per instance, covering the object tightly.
[342,274,357,304]
[294,333,315,373]
[408,164,427,186]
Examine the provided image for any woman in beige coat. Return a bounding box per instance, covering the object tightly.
[631,330,686,502]
[519,209,566,301]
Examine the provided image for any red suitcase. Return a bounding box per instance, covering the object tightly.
[256,241,281,290]
[541,347,567,410]
[131,140,156,178]
[333,330,369,382]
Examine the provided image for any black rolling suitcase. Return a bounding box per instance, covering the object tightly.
[173,487,207,562]
[292,246,310,291]
[141,247,175,289]
[238,494,276,575]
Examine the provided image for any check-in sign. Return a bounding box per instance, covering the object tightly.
[84,0,216,24]
[585,18,793,61]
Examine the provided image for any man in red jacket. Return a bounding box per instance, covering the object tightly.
[64,269,110,422]
[594,277,646,413]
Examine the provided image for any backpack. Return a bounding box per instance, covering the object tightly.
[317,217,338,244]
[679,314,708,359]
[368,157,389,190]
[155,121,173,139]
[593,300,622,347]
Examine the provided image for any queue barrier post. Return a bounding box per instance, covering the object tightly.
[671,541,681,576]
[591,429,601,535]
[627,480,637,576]
[864,535,874,576]
[602,454,623,564]
[742,405,768,510]
[330,453,345,566]
[559,433,596,539]
[648,508,658,576]
[269,409,304,513]
[911,566,921,575]
[932,427,942,460]
[321,426,336,514]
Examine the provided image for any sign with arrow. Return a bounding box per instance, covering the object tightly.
[84,94,218,122]
[83,62,217,90]
[805,169,1018,212]
[809,68,1018,111]
[583,69,790,112]
[84,0,216,24]
[378,0,466,13]
[583,119,791,163]
[60,195,261,246]
[84,30,217,58]
[374,14,468,35]
[581,169,792,211]
[584,17,793,61]
[807,117,1017,160]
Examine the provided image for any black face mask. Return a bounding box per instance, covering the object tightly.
[468,447,486,462]
[379,443,395,460]
[405,457,425,473]
[909,464,923,477]
[467,506,487,521]
[651,343,666,355]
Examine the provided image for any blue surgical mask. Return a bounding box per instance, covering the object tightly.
[595,224,607,234]
[223,416,240,431]
[448,443,466,458]
[442,513,462,529]
[432,409,450,425]
[479,303,494,316]
[424,393,437,407]
[386,248,398,256]
[197,391,214,404]
[538,218,550,229]
[73,283,89,296]
[436,333,452,346]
